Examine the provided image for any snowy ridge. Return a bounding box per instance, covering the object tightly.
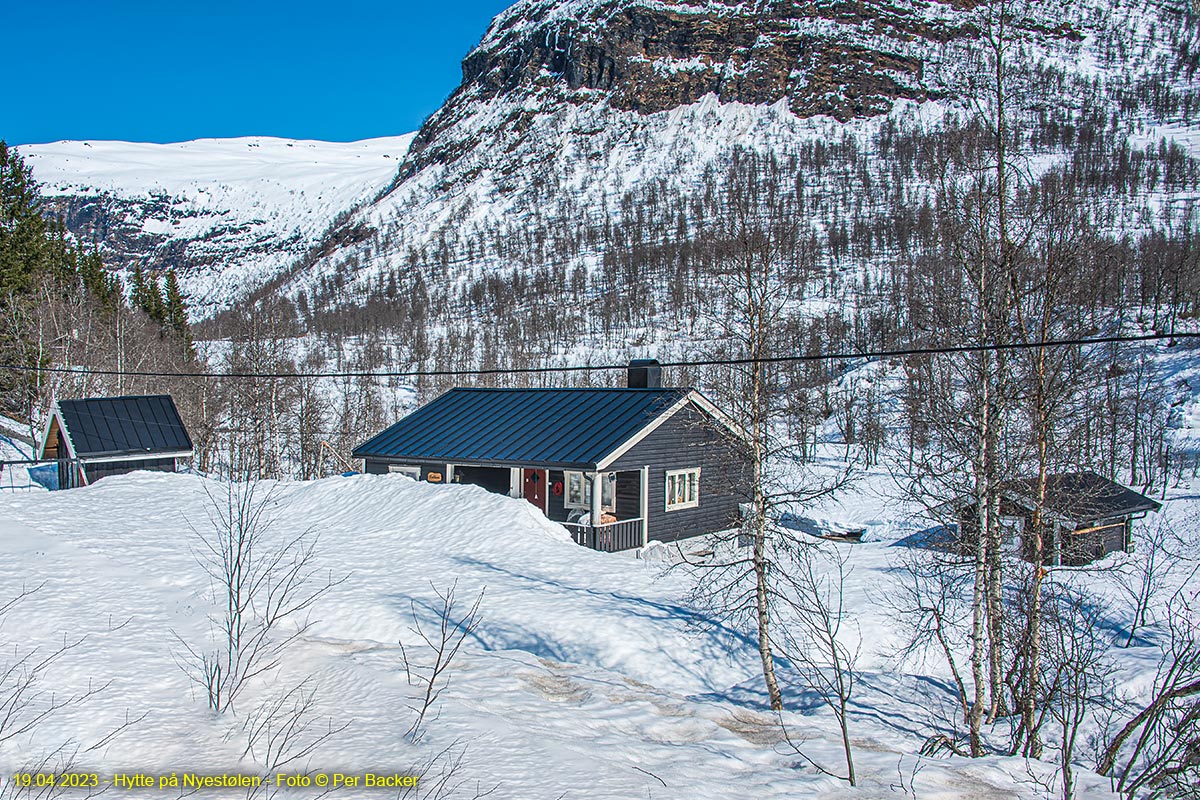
[18,136,414,315]
[277,0,1199,316]
[300,94,899,301]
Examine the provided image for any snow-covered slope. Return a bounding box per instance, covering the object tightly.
[283,0,1195,303]
[18,136,413,315]
[15,1,1197,339]
[2,467,1193,797]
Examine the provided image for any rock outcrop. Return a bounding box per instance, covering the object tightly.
[402,0,1023,175]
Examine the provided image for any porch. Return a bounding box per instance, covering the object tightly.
[562,517,646,552]
[530,464,649,552]
[449,463,650,552]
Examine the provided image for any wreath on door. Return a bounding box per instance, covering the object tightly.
[551,480,564,496]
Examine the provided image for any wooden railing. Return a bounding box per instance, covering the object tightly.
[563,518,644,552]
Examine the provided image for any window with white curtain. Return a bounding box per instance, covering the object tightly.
[665,468,700,511]
[564,471,616,511]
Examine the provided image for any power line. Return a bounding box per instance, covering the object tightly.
[0,331,1194,381]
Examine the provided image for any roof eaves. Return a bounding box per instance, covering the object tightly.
[79,448,194,463]
[355,453,600,471]
[49,403,79,460]
[595,391,692,470]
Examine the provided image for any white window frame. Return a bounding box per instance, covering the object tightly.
[564,471,616,512]
[665,467,701,511]
[388,464,421,480]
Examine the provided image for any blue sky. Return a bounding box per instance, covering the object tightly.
[5,0,514,145]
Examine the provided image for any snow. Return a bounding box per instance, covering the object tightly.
[17,136,414,315]
[21,137,410,203]
[3,2,1197,785]
[1,461,1192,797]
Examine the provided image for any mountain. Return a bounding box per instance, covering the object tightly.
[17,0,1200,341]
[268,0,1195,349]
[18,136,413,316]
[278,0,1197,306]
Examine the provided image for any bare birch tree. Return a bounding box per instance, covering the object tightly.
[1041,585,1112,800]
[888,545,974,737]
[896,0,1039,753]
[776,542,859,785]
[173,482,345,713]
[1099,587,1200,797]
[239,680,351,800]
[684,149,850,712]
[400,582,484,742]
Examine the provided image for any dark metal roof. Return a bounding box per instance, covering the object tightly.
[56,395,193,459]
[352,387,690,469]
[1004,471,1161,523]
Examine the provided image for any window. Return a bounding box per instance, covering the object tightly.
[564,471,616,511]
[388,464,421,480]
[999,515,1024,555]
[665,468,700,511]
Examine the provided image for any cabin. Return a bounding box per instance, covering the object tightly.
[38,395,193,489]
[352,361,752,552]
[957,471,1161,566]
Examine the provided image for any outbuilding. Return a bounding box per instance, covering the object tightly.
[353,361,752,552]
[38,395,193,489]
[957,471,1161,566]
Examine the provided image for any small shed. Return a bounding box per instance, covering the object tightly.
[38,395,193,489]
[353,362,751,552]
[958,471,1161,566]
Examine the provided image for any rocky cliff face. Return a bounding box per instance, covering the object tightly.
[461,1,957,115]
[400,0,1075,177]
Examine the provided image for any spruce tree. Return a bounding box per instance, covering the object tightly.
[79,247,121,310]
[45,216,78,285]
[163,269,191,340]
[0,141,50,295]
[148,275,165,322]
[129,264,166,320]
[129,264,147,308]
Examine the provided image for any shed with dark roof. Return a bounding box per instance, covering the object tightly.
[353,364,751,552]
[957,471,1161,566]
[38,395,193,489]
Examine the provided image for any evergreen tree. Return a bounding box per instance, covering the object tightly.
[44,215,78,284]
[78,247,121,310]
[148,276,165,322]
[129,264,148,309]
[0,141,50,295]
[130,264,166,321]
[163,269,191,341]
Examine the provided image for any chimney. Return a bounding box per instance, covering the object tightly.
[627,358,662,388]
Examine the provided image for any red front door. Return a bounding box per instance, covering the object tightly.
[523,469,546,512]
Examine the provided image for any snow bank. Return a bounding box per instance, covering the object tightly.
[0,469,1148,798]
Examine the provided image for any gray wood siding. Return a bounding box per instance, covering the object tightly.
[609,404,750,543]
[86,457,177,483]
[364,459,451,484]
